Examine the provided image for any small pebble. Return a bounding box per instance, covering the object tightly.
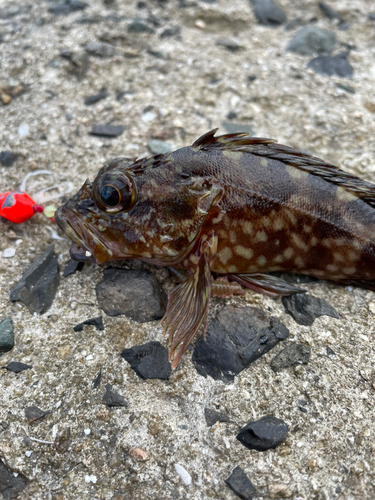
[174,464,192,486]
[25,451,32,458]
[84,475,97,484]
[129,448,149,461]
[17,123,30,137]
[84,428,91,435]
[3,248,15,258]
[141,111,156,123]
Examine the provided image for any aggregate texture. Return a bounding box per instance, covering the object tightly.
[1,0,375,499]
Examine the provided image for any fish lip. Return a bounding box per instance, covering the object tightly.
[55,205,112,264]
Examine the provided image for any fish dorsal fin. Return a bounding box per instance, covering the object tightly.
[193,129,375,209]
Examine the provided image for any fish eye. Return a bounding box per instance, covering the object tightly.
[94,172,137,214]
[100,185,121,207]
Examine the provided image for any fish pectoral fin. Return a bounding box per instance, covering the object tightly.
[228,273,306,297]
[162,234,216,369]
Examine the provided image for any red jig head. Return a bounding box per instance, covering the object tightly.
[0,190,44,224]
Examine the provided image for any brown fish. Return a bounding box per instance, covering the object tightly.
[55,129,375,367]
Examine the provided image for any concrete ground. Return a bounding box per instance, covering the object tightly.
[0,0,374,498]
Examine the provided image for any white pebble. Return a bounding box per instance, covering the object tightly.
[3,248,15,258]
[85,475,97,484]
[84,428,91,435]
[18,123,30,137]
[55,401,62,409]
[15,239,23,246]
[86,354,93,361]
[174,464,192,486]
[25,450,33,457]
[141,111,156,123]
[85,250,92,257]
[368,302,375,314]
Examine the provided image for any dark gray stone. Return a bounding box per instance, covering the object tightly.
[225,466,257,499]
[127,21,155,34]
[103,384,128,407]
[160,27,180,39]
[204,407,232,427]
[216,39,244,52]
[287,25,336,55]
[84,90,108,105]
[237,415,288,451]
[49,0,87,15]
[25,406,51,423]
[0,151,18,167]
[192,306,289,383]
[0,459,28,499]
[63,259,84,277]
[282,293,339,326]
[73,316,104,332]
[9,245,60,315]
[5,362,32,373]
[0,318,14,353]
[318,2,342,21]
[121,341,172,380]
[270,343,311,372]
[92,369,102,388]
[221,122,255,135]
[96,268,166,322]
[90,124,125,137]
[0,5,30,19]
[307,53,353,78]
[251,0,287,26]
[85,42,115,58]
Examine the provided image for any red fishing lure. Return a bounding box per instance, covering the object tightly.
[0,190,44,224]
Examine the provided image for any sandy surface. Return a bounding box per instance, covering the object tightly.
[1,0,375,498]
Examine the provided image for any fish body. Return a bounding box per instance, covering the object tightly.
[56,130,375,367]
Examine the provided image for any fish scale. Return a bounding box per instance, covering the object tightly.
[56,129,375,367]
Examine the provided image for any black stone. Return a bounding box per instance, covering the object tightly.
[160,27,180,39]
[192,306,289,383]
[90,124,125,137]
[84,90,108,105]
[96,268,166,322]
[4,362,32,373]
[270,343,311,372]
[63,259,84,277]
[9,245,60,315]
[127,21,155,34]
[237,415,288,451]
[319,2,341,20]
[282,293,339,326]
[93,368,102,388]
[0,459,28,499]
[0,151,18,167]
[0,318,14,353]
[73,316,104,332]
[204,407,232,427]
[25,406,51,423]
[336,83,355,94]
[103,384,128,407]
[307,53,353,78]
[121,341,172,380]
[225,466,257,500]
[251,0,287,27]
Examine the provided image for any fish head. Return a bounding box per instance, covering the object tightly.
[55,155,224,266]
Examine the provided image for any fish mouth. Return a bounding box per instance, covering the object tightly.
[55,206,113,264]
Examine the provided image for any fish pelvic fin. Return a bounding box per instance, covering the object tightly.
[162,233,217,369]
